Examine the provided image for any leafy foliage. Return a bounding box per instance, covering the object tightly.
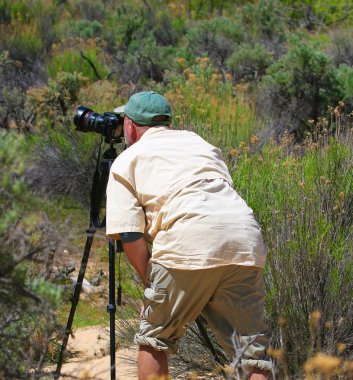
[1,0,353,377]
[283,0,353,28]
[259,41,343,139]
[226,42,273,82]
[0,0,59,59]
[47,43,109,82]
[231,116,353,375]
[26,71,87,130]
[186,17,245,67]
[241,0,287,45]
[166,57,256,148]
[328,28,353,66]
[0,130,61,378]
[106,2,173,84]
[67,19,103,40]
[26,74,119,205]
[336,64,353,107]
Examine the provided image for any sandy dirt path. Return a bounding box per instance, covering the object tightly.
[52,326,138,380]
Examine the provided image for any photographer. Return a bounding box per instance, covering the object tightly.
[106,91,272,380]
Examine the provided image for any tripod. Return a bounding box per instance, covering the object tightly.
[55,139,121,380]
[55,138,226,380]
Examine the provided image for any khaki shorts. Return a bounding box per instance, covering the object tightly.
[134,263,272,371]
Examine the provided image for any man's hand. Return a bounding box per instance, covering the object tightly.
[140,305,145,319]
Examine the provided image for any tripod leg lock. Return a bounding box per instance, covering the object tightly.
[107,304,116,313]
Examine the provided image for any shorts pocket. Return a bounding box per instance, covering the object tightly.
[143,287,168,325]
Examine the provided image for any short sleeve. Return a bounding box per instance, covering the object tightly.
[106,171,146,239]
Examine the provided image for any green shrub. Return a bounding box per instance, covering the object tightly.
[259,41,342,139]
[0,86,27,131]
[26,128,99,205]
[47,42,109,82]
[159,7,186,42]
[25,71,98,204]
[105,2,173,84]
[0,0,59,59]
[226,42,273,82]
[328,28,353,67]
[186,0,237,18]
[107,1,148,50]
[242,0,287,41]
[165,58,256,149]
[232,120,353,376]
[26,71,87,130]
[0,131,25,232]
[282,0,353,28]
[0,130,60,378]
[0,20,43,61]
[151,9,186,46]
[186,17,245,67]
[26,74,122,205]
[0,0,30,23]
[66,19,103,40]
[69,0,106,21]
[336,64,353,106]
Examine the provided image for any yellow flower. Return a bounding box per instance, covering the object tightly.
[267,346,284,360]
[278,317,287,326]
[304,353,340,376]
[309,310,321,326]
[196,56,209,64]
[250,135,259,145]
[337,343,346,353]
[183,68,190,77]
[229,148,239,158]
[325,320,333,329]
[343,360,353,375]
[211,73,219,81]
[176,57,186,66]
[239,141,246,149]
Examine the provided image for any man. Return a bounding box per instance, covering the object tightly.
[106,91,272,379]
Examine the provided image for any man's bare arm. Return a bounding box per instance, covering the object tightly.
[121,237,150,286]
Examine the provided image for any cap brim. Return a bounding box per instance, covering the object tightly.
[114,105,125,114]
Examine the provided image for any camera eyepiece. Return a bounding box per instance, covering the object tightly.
[74,106,124,142]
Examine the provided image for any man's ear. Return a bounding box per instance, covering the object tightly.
[129,122,137,143]
[124,117,138,146]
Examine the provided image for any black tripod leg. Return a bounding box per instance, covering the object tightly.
[195,315,227,366]
[107,238,116,380]
[55,228,96,378]
[55,143,119,380]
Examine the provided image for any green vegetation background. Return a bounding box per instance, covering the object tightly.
[1,0,353,378]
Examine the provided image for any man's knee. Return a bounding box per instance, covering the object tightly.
[138,345,169,380]
[139,345,167,356]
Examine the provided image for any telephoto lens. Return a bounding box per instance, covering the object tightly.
[74,106,124,141]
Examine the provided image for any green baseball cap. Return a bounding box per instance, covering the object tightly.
[114,91,172,126]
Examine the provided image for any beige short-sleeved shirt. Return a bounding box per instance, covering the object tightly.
[106,127,266,269]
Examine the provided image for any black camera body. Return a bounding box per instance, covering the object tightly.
[74,106,124,143]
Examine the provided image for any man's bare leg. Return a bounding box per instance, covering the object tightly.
[138,345,169,380]
[248,367,271,380]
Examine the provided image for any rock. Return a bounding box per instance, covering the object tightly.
[69,276,95,294]
[65,264,76,275]
[91,269,105,286]
[51,264,76,284]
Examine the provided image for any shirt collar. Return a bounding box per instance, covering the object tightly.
[140,126,170,140]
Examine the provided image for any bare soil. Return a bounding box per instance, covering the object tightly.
[48,326,138,380]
